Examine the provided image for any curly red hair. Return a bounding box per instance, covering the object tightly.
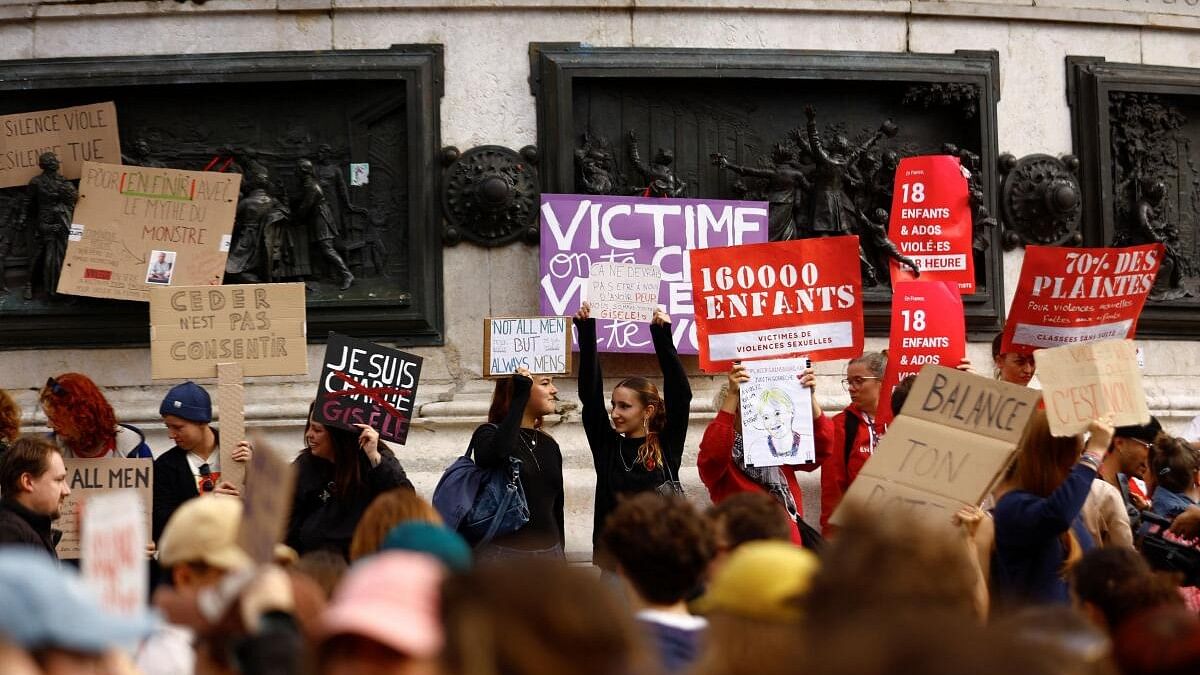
[0,389,19,445]
[40,373,117,456]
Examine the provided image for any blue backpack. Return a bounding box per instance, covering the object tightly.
[432,425,531,547]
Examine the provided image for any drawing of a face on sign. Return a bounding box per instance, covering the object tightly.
[749,388,799,459]
[314,333,423,445]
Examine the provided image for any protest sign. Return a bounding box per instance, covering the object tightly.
[888,155,975,292]
[539,193,769,354]
[81,491,147,616]
[149,283,308,379]
[688,236,863,372]
[57,458,153,560]
[1002,243,1162,354]
[238,436,297,564]
[831,366,1040,529]
[58,161,240,302]
[739,358,815,466]
[1035,339,1150,437]
[0,102,120,189]
[587,262,662,323]
[217,362,247,489]
[315,333,423,445]
[483,316,572,377]
[877,281,967,427]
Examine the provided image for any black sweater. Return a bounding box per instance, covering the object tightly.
[0,498,60,560]
[286,446,412,559]
[575,318,692,553]
[471,375,565,551]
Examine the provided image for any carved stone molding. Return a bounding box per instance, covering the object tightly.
[997,152,1082,250]
[442,145,540,247]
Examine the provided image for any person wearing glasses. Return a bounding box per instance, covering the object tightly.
[818,352,886,535]
[39,373,153,460]
[1095,419,1162,536]
[152,382,251,543]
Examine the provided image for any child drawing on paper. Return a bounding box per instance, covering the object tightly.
[748,388,801,459]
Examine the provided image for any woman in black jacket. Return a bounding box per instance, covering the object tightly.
[287,408,412,559]
[574,302,692,567]
[471,367,565,558]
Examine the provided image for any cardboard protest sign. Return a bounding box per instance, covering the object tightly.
[587,262,662,323]
[57,458,153,560]
[739,358,816,466]
[149,283,308,379]
[689,236,864,372]
[81,491,147,616]
[238,436,297,564]
[217,362,247,489]
[315,333,423,445]
[888,155,975,292]
[483,316,572,377]
[1002,244,1162,355]
[1035,339,1150,437]
[877,281,967,428]
[0,102,120,189]
[58,161,240,302]
[831,366,1041,529]
[539,193,769,354]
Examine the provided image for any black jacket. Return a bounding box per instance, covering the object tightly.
[152,445,204,542]
[286,447,411,559]
[0,498,61,560]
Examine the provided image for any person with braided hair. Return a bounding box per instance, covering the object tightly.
[574,302,692,569]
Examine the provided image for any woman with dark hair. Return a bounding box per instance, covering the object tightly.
[39,373,152,459]
[574,302,692,566]
[992,409,1112,608]
[288,409,412,559]
[470,367,564,558]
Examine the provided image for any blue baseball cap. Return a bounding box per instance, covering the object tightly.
[159,381,212,423]
[0,548,158,653]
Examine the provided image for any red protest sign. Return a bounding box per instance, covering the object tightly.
[888,155,974,292]
[689,236,863,373]
[1002,244,1162,355]
[877,281,966,427]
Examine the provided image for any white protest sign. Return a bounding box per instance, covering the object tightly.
[739,358,815,466]
[586,262,661,323]
[81,491,148,616]
[1035,339,1150,437]
[483,316,572,377]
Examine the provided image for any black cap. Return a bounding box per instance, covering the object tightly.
[1113,416,1162,444]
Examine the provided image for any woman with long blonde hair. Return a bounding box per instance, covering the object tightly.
[991,409,1112,609]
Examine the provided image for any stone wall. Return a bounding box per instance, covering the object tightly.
[3,0,1199,558]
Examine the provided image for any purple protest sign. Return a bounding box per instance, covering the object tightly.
[539,194,769,353]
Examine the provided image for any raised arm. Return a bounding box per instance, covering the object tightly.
[698,365,747,489]
[574,304,613,454]
[651,309,692,472]
[472,373,531,469]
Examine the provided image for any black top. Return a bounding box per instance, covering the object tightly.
[152,445,203,542]
[575,318,692,553]
[471,374,565,551]
[0,498,60,560]
[286,446,412,559]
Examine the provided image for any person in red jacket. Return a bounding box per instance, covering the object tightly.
[819,352,886,534]
[698,362,832,546]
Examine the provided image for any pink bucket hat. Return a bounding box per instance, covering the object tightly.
[320,552,446,658]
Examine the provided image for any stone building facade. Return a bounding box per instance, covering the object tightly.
[2,0,1199,558]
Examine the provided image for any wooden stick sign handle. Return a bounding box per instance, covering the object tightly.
[217,362,247,490]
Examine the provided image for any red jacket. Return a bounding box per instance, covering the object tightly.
[819,404,878,534]
[698,410,833,544]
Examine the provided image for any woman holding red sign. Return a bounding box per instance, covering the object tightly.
[817,352,886,535]
[574,301,692,568]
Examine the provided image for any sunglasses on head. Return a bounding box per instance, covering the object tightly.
[199,463,215,493]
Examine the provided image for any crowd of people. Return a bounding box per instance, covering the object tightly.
[0,305,1199,674]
